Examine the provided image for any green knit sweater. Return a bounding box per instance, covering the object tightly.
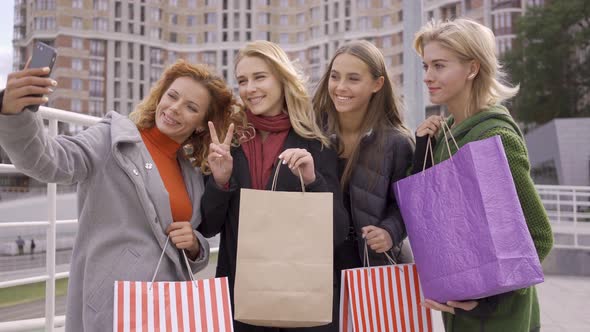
[429,105,554,332]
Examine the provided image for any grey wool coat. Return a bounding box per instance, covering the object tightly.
[0,110,210,331]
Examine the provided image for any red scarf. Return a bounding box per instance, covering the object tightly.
[241,109,291,190]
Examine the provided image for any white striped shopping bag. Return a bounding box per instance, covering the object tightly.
[339,264,432,332]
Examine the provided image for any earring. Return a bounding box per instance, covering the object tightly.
[468,73,476,79]
[195,127,205,134]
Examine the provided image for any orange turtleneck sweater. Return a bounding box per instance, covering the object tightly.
[140,127,193,222]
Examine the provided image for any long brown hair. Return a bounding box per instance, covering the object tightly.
[313,40,411,188]
[129,60,245,173]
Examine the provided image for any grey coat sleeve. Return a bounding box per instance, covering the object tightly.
[0,110,109,185]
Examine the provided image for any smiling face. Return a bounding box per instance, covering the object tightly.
[327,53,384,116]
[422,41,474,112]
[235,56,284,117]
[154,76,211,143]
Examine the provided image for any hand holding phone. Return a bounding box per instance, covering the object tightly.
[0,42,57,115]
[26,42,57,112]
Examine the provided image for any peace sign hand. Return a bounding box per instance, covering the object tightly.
[208,121,234,188]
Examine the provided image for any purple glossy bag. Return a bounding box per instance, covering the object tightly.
[392,136,544,303]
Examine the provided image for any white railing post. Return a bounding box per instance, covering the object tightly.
[557,190,561,224]
[572,188,578,248]
[45,119,58,332]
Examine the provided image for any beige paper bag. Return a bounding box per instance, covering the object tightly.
[234,167,333,327]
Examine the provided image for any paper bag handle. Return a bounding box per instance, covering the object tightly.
[438,119,460,162]
[150,236,198,289]
[270,160,305,192]
[363,238,397,267]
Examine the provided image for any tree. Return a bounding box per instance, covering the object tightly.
[503,0,590,125]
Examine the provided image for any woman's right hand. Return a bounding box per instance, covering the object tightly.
[207,121,234,188]
[416,115,444,138]
[1,66,57,115]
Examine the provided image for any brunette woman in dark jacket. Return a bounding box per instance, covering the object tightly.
[313,40,414,272]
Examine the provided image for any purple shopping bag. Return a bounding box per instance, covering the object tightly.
[393,136,544,303]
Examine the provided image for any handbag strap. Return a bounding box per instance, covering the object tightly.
[270,159,305,192]
[150,235,198,289]
[363,238,397,267]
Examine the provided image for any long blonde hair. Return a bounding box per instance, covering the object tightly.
[129,60,244,173]
[235,40,330,147]
[313,40,410,188]
[413,18,519,116]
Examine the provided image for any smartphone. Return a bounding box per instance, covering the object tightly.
[27,41,57,112]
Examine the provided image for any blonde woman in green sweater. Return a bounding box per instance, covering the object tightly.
[411,19,553,332]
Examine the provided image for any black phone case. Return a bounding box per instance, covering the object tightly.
[27,42,57,112]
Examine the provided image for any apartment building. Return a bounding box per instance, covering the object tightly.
[12,0,543,121]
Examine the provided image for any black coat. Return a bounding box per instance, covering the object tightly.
[338,128,414,267]
[198,129,348,332]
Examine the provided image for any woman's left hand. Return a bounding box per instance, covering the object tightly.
[361,226,393,253]
[166,221,200,260]
[422,299,479,314]
[279,148,316,185]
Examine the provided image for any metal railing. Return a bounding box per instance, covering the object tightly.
[0,107,588,330]
[536,184,590,249]
[0,106,99,331]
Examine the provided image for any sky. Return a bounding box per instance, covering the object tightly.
[0,0,15,89]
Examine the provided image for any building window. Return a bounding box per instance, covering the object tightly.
[170,14,178,25]
[127,63,134,79]
[205,31,217,42]
[297,13,305,25]
[358,17,368,29]
[72,79,82,91]
[150,48,164,65]
[187,15,196,27]
[90,80,103,97]
[71,17,83,29]
[205,13,217,24]
[73,0,83,8]
[93,0,108,11]
[90,40,105,56]
[297,32,305,42]
[280,33,289,44]
[187,34,197,44]
[72,38,83,49]
[128,82,133,99]
[170,32,178,43]
[280,15,288,25]
[71,99,81,113]
[114,82,121,98]
[188,0,197,8]
[114,61,121,77]
[93,18,108,31]
[311,7,320,20]
[72,59,82,71]
[258,13,269,25]
[257,31,269,40]
[89,60,104,76]
[203,51,216,67]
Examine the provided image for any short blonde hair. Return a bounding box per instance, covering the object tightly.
[235,40,330,147]
[413,18,519,116]
[129,60,243,173]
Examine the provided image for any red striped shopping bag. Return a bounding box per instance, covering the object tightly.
[113,278,233,332]
[114,236,234,331]
[339,264,432,332]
